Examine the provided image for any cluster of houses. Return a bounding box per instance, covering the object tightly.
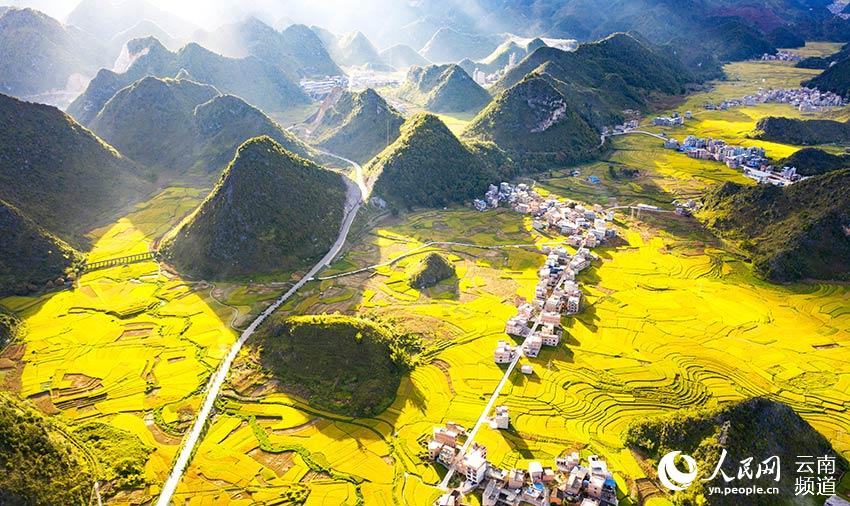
[760,51,802,62]
[704,87,847,113]
[298,75,349,100]
[429,428,621,506]
[602,119,638,135]
[664,135,803,186]
[650,111,692,127]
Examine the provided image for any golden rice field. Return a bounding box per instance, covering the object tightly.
[1,46,849,505]
[181,202,850,505]
[0,187,244,503]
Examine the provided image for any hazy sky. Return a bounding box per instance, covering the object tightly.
[6,0,426,33]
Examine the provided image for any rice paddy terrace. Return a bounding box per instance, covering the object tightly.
[0,44,848,505]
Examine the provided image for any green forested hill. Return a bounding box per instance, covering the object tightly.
[0,7,110,99]
[89,76,320,183]
[90,77,220,176]
[624,397,847,505]
[191,18,343,78]
[398,64,491,113]
[310,89,405,164]
[0,395,95,505]
[257,314,417,416]
[463,74,600,167]
[0,200,81,296]
[804,56,850,97]
[368,113,493,208]
[699,169,850,282]
[409,252,456,288]
[67,37,309,125]
[779,148,850,176]
[0,94,149,247]
[159,136,347,279]
[491,32,692,127]
[753,116,850,145]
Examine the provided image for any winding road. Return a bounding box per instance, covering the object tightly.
[155,155,366,506]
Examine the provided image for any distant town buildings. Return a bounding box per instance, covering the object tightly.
[299,75,348,100]
[760,51,803,62]
[704,87,847,113]
[651,111,685,127]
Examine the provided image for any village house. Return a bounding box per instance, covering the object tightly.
[491,405,509,429]
[494,341,519,363]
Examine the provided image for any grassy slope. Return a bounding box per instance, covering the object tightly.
[0,93,148,247]
[492,32,692,127]
[160,136,347,279]
[699,169,850,282]
[257,314,416,417]
[805,56,850,96]
[779,148,850,176]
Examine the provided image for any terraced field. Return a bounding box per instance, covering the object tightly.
[0,45,848,505]
[182,202,850,505]
[0,188,242,502]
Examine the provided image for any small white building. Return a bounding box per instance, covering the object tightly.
[491,405,509,429]
[523,335,542,357]
[494,341,518,364]
[461,448,488,485]
[529,461,544,482]
[566,295,581,315]
[520,364,534,375]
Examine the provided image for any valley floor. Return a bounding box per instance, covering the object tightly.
[1,42,849,505]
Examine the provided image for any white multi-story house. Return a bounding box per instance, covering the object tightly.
[494,341,518,363]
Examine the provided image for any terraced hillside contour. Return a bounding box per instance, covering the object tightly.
[309,89,405,164]
[67,36,308,126]
[257,314,417,417]
[463,74,601,167]
[89,76,320,182]
[367,113,493,208]
[159,136,347,279]
[0,93,148,246]
[399,64,491,113]
[699,169,850,282]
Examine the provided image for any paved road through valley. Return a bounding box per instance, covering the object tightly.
[155,157,365,505]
